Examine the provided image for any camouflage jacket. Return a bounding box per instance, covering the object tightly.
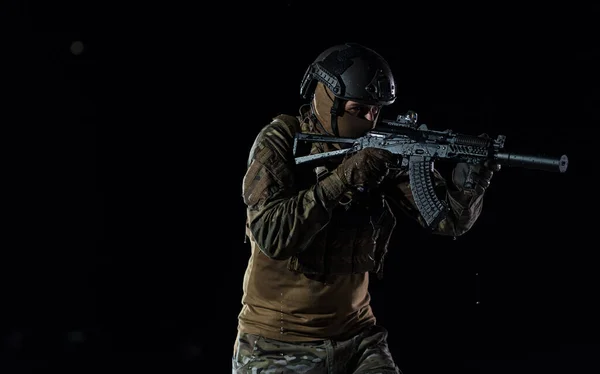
[242,113,485,280]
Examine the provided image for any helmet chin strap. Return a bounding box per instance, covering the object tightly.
[309,96,344,137]
[329,97,343,137]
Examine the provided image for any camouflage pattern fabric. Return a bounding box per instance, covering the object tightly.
[232,325,402,373]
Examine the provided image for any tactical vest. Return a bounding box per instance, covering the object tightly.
[270,114,397,280]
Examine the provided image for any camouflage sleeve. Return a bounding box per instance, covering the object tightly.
[242,121,349,260]
[385,169,484,236]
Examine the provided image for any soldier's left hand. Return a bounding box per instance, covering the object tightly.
[452,134,501,193]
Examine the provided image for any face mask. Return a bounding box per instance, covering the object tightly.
[312,82,377,139]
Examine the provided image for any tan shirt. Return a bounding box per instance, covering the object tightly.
[238,237,375,342]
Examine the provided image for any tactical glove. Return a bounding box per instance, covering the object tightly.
[452,160,501,194]
[334,147,397,190]
[452,134,501,194]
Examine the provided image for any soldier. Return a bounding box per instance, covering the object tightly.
[233,42,499,373]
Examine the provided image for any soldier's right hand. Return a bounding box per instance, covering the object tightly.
[334,147,397,189]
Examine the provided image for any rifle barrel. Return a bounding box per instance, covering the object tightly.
[495,153,568,173]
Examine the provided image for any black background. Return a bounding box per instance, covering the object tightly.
[3,1,599,373]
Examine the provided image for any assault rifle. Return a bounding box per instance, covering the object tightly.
[293,110,569,228]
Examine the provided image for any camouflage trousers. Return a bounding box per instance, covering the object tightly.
[232,325,402,373]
